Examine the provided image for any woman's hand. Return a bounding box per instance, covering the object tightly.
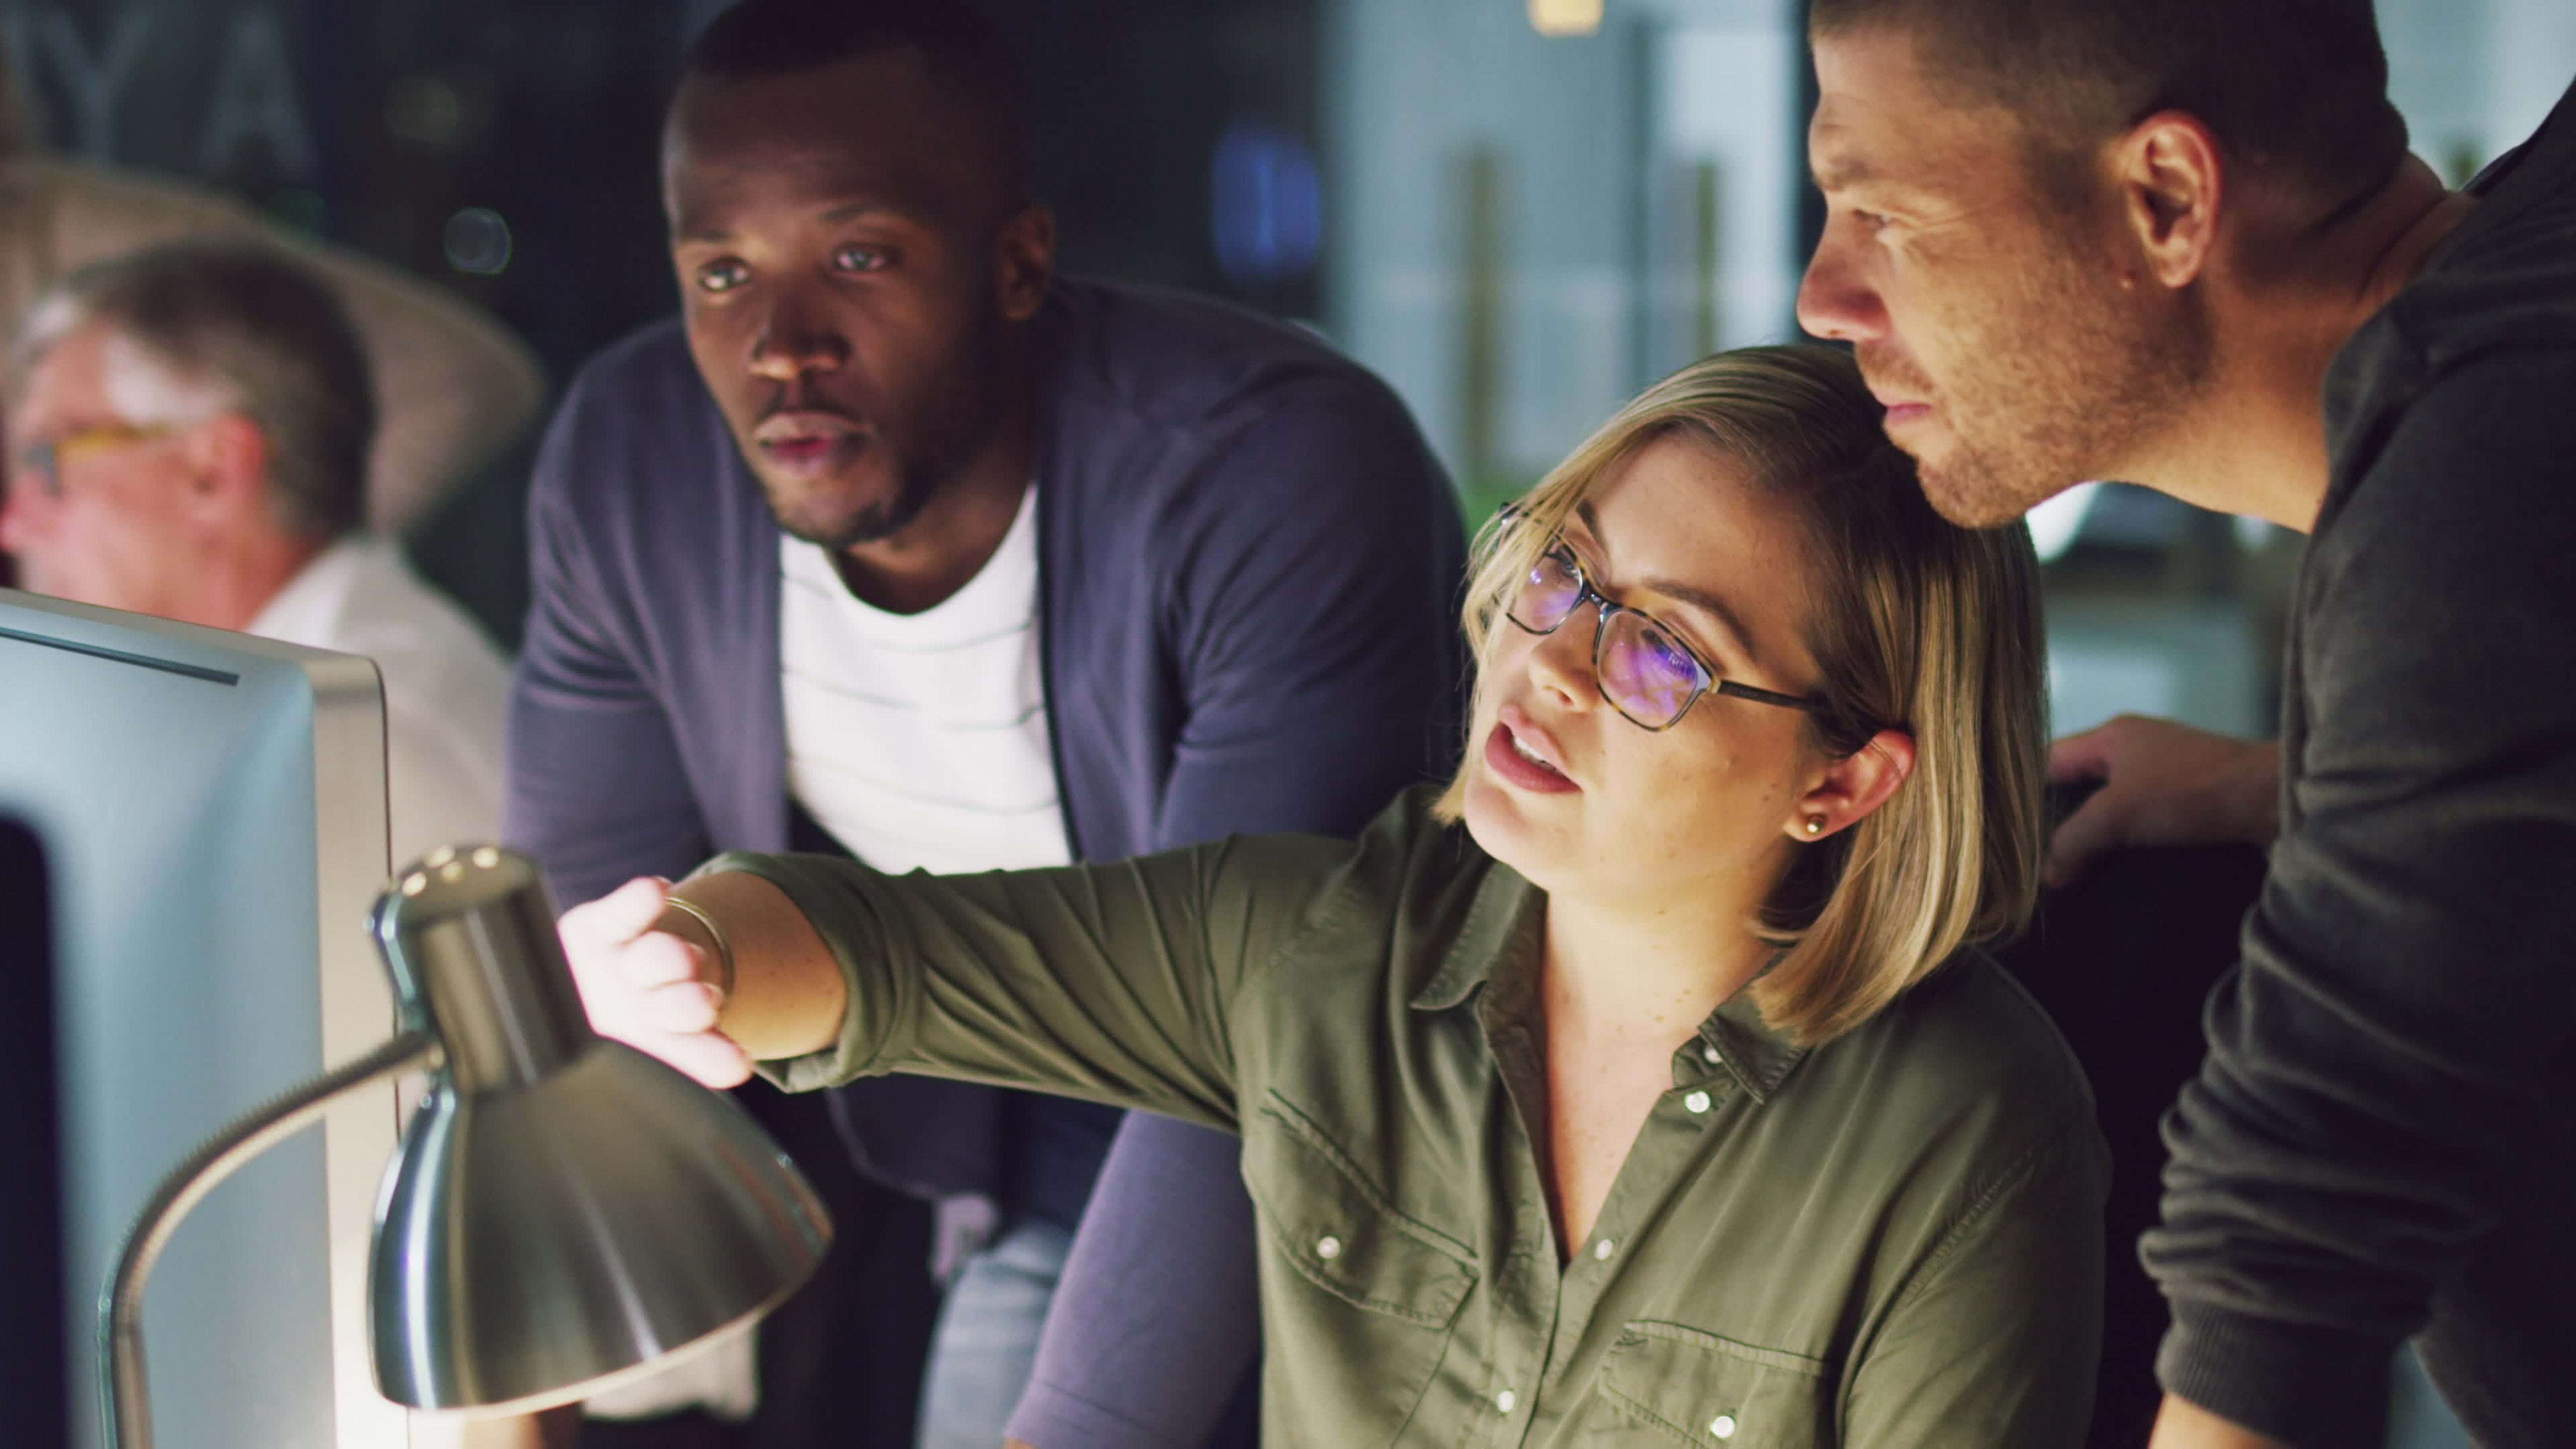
[558,876,755,1088]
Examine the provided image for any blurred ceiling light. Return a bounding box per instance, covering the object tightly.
[386,77,465,149]
[1530,0,1604,38]
[1211,118,1323,289]
[444,207,513,276]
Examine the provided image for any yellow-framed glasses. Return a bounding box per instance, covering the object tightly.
[16,423,180,499]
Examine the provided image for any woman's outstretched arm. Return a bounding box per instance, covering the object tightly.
[559,832,1356,1128]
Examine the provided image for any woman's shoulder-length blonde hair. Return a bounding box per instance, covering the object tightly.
[1435,343,2048,1045]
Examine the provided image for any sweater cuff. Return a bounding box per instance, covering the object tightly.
[2156,1300,2394,1448]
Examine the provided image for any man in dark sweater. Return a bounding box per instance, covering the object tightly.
[504,3,1462,1446]
[1794,3,2575,1447]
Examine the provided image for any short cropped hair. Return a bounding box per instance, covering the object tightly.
[683,0,1030,198]
[16,242,375,539]
[1437,346,2048,1045]
[1813,0,2409,208]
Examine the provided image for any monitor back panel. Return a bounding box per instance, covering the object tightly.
[0,592,401,1449]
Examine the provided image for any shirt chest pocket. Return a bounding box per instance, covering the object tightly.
[1242,1094,1478,1441]
[1593,1321,1834,1449]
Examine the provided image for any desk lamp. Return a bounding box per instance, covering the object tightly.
[102,845,831,1448]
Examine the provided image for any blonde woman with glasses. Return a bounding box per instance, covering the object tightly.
[559,344,2106,1446]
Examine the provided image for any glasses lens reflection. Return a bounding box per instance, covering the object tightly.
[1510,543,1585,630]
[1599,610,1703,728]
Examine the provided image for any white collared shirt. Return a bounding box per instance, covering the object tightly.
[247,534,509,865]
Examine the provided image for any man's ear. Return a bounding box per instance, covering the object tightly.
[2112,111,2225,290]
[1786,728,1916,842]
[180,413,272,527]
[996,201,1057,324]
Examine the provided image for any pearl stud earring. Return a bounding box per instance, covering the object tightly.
[1802,817,1825,837]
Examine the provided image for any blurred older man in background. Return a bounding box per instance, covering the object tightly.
[0,55,547,538]
[1,241,510,863]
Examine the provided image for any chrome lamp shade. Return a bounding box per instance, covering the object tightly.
[368,847,832,1412]
[103,846,832,1448]
[372,1036,828,1409]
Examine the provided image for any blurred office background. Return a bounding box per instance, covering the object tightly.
[8,0,2568,730]
[1319,0,2576,751]
[2,2,2569,1443]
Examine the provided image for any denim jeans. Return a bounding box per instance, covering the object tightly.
[914,1220,1072,1449]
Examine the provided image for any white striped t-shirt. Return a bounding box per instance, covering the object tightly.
[780,482,1072,875]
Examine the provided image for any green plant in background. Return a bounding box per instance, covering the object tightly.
[1455,467,1539,539]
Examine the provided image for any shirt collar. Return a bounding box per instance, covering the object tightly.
[1409,860,1810,1104]
[246,533,373,648]
[1696,992,1807,1103]
[1411,858,1536,1012]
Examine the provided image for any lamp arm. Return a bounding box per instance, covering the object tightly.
[102,1027,442,1449]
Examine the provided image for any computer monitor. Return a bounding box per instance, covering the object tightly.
[0,588,409,1449]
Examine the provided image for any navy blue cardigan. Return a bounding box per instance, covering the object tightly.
[504,276,1465,1438]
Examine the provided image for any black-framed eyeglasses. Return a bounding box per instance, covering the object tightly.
[1502,528,1823,731]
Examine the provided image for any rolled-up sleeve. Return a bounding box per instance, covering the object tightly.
[710,832,1349,1129]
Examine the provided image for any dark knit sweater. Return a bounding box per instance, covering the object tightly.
[2144,76,2576,1449]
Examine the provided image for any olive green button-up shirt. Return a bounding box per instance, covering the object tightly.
[718,791,2107,1447]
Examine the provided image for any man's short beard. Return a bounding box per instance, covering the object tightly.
[786,462,941,551]
[1916,265,2215,529]
[766,289,1007,554]
[1918,426,2105,530]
